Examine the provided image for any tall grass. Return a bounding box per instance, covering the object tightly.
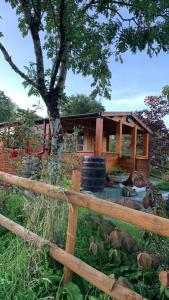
[0,188,68,299]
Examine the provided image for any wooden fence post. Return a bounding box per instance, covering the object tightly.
[64,169,81,283]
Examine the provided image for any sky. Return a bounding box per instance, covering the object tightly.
[0,2,169,124]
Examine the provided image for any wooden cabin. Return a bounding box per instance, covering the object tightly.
[0,112,151,175]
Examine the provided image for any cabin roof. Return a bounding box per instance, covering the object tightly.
[60,112,152,133]
[0,111,152,133]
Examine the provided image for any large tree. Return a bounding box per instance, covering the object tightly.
[0,0,169,176]
[61,94,105,116]
[0,90,16,122]
[137,95,169,171]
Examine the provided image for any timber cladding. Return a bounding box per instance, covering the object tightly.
[102,153,119,173]
[136,158,150,176]
[0,148,22,174]
[119,157,135,173]
[0,111,151,176]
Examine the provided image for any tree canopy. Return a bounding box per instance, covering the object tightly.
[61,94,105,116]
[0,90,16,123]
[1,0,169,178]
[137,95,169,170]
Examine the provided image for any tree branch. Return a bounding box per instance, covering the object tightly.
[49,0,68,90]
[116,11,141,28]
[19,0,47,97]
[0,42,38,90]
[81,0,133,12]
[55,40,70,96]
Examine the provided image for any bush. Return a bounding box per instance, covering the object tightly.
[109,167,126,175]
[156,181,169,191]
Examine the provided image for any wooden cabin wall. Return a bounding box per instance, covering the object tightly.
[0,146,23,174]
[27,123,45,155]
[119,157,135,173]
[86,128,95,152]
[136,158,150,176]
[102,152,119,173]
[0,117,150,177]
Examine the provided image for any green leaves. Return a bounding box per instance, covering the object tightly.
[61,282,83,300]
[0,90,17,123]
[3,0,169,101]
[60,94,105,116]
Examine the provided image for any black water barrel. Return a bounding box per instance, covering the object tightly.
[81,156,105,192]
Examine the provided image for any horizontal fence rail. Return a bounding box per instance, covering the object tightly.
[0,171,169,237]
[0,213,145,300]
[1,171,169,299]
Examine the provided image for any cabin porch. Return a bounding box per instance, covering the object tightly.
[62,112,150,176]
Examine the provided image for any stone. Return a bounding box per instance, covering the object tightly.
[123,171,149,188]
[117,197,141,210]
[123,186,137,197]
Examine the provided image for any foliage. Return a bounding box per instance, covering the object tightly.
[74,209,169,299]
[0,108,41,150]
[1,0,169,173]
[0,90,17,123]
[137,95,169,170]
[2,185,169,299]
[109,167,126,175]
[156,181,169,191]
[60,94,105,116]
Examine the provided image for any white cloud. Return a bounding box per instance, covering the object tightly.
[0,80,47,117]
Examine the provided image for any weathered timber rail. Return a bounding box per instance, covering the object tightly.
[0,213,144,300]
[0,170,168,299]
[0,171,169,237]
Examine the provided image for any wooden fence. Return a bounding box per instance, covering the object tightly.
[1,171,169,299]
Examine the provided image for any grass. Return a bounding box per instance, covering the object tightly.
[0,188,68,299]
[1,185,169,299]
[109,219,142,243]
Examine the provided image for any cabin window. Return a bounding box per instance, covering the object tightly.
[6,127,15,148]
[108,135,116,152]
[137,133,144,156]
[122,134,131,157]
[64,129,84,152]
[77,132,84,151]
[28,125,44,153]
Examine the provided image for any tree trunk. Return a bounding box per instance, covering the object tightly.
[46,96,64,184]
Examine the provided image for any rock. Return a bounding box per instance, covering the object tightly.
[151,254,161,270]
[133,186,146,193]
[137,252,161,270]
[89,242,98,256]
[137,253,152,270]
[117,197,141,210]
[120,231,135,251]
[89,215,115,237]
[105,177,116,187]
[123,186,137,197]
[108,229,135,251]
[108,230,122,248]
[142,196,150,209]
[23,189,37,198]
[159,271,169,288]
[132,171,149,188]
[109,174,129,183]
[123,171,149,188]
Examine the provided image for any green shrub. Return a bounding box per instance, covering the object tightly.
[156,181,169,191]
[109,167,126,175]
